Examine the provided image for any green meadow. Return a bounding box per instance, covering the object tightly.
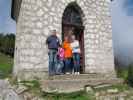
[0,53,13,78]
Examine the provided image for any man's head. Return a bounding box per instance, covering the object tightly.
[52,30,57,36]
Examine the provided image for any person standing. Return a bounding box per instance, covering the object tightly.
[71,35,81,75]
[46,30,60,76]
[56,44,65,75]
[63,36,73,74]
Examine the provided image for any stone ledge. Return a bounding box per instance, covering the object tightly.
[51,73,115,80]
[40,76,123,93]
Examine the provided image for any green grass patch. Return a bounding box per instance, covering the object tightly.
[42,91,95,100]
[94,84,131,92]
[19,80,40,90]
[111,84,131,92]
[0,52,13,78]
[19,80,42,96]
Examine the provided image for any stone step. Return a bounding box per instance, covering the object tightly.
[40,77,123,93]
[51,74,110,80]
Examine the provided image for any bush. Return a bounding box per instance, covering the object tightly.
[116,67,128,80]
[127,64,133,86]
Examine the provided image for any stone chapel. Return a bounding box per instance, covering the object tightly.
[11,0,115,80]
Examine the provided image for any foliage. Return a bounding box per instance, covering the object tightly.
[0,53,13,79]
[116,67,128,80]
[127,64,133,87]
[0,33,15,57]
[114,56,129,80]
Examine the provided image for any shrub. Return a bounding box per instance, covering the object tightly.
[127,64,133,86]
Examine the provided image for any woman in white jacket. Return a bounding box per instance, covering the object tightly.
[71,35,81,75]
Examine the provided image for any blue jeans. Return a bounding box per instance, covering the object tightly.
[48,49,58,75]
[73,53,80,72]
[65,58,72,73]
[56,60,64,74]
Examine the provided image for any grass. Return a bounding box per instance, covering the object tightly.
[42,91,95,100]
[0,52,13,78]
[94,84,131,92]
[19,80,41,93]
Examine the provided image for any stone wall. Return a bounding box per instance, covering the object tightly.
[13,0,115,80]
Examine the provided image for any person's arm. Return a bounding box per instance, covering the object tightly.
[57,38,60,47]
[46,37,49,52]
[77,41,81,53]
[70,42,74,49]
[77,41,80,47]
[46,37,49,44]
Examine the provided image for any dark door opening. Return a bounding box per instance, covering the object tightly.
[62,2,85,73]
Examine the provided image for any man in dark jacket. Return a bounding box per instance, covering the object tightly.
[46,30,60,76]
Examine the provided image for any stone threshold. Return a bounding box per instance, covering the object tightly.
[40,74,123,93]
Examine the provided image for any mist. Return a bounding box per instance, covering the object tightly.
[111,0,133,66]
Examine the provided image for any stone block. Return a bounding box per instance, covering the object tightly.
[36,9,44,17]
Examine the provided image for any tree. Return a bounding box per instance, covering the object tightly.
[0,33,15,57]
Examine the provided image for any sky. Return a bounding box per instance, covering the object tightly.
[0,0,133,65]
[0,0,16,33]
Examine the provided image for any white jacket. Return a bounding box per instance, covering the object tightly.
[71,40,80,53]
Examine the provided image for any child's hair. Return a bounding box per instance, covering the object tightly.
[59,44,63,47]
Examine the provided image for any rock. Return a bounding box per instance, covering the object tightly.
[38,98,45,100]
[0,80,10,89]
[118,96,125,100]
[100,91,107,95]
[0,80,23,100]
[94,84,111,89]
[85,86,93,92]
[23,92,34,100]
[95,92,100,97]
[107,88,119,94]
[0,94,3,100]
[15,85,29,94]
[3,89,22,100]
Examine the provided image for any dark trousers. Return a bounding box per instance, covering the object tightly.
[65,58,72,73]
[73,53,80,72]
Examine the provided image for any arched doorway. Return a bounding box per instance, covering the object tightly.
[62,2,85,73]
